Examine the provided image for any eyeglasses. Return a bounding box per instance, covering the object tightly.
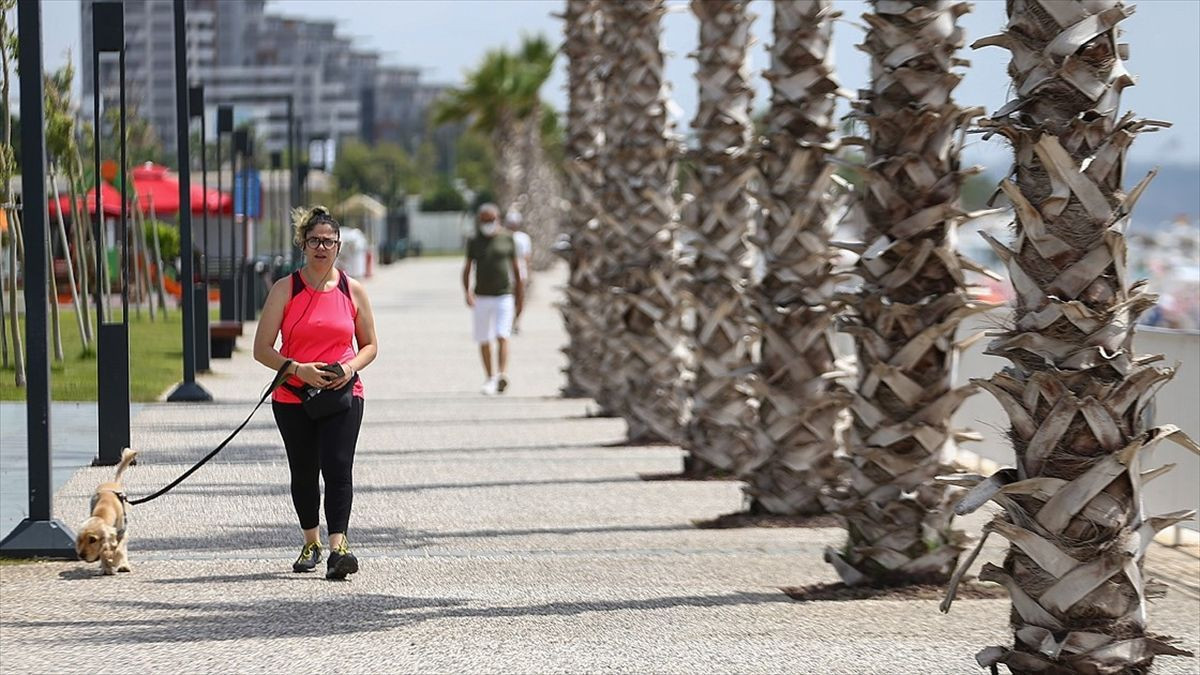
[305,237,340,250]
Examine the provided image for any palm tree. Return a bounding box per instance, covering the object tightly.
[825,0,987,587]
[433,38,559,261]
[940,1,1197,671]
[559,0,607,399]
[681,0,759,471]
[596,0,686,443]
[743,0,851,515]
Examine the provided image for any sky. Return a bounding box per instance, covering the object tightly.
[26,0,1200,169]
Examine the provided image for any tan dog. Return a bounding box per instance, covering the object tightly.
[76,448,137,575]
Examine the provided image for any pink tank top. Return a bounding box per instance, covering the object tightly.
[273,269,365,404]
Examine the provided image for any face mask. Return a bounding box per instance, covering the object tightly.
[480,222,500,237]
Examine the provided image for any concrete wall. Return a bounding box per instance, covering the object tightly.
[953,315,1200,533]
[410,211,471,253]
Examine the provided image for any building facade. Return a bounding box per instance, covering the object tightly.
[81,0,453,163]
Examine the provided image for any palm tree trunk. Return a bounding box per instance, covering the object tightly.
[682,0,759,471]
[490,115,521,211]
[825,0,985,587]
[941,1,1198,671]
[50,169,88,350]
[599,0,687,444]
[526,157,564,274]
[744,0,851,516]
[560,0,605,399]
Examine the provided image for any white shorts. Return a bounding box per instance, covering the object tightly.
[473,294,515,344]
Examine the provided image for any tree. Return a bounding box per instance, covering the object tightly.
[558,0,606,399]
[434,47,531,209]
[681,0,760,474]
[453,127,495,196]
[596,0,687,443]
[104,103,165,167]
[745,0,851,515]
[0,1,23,385]
[825,0,987,587]
[941,1,1198,671]
[332,140,415,210]
[45,61,89,355]
[433,36,562,272]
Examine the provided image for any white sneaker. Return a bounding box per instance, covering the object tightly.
[481,377,499,395]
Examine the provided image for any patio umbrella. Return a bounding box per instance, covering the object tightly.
[48,181,126,217]
[131,162,232,216]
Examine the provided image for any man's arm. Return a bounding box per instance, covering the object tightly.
[462,256,475,307]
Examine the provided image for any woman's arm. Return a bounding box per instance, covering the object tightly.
[328,277,378,388]
[253,278,294,372]
[253,278,334,388]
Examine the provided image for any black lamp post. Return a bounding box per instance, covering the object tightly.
[0,0,76,558]
[270,150,285,279]
[189,84,211,372]
[216,105,234,322]
[234,128,258,320]
[166,0,210,402]
[92,0,132,467]
[232,128,248,321]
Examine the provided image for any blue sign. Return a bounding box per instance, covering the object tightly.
[233,169,262,218]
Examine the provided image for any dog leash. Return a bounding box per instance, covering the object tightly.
[128,361,294,506]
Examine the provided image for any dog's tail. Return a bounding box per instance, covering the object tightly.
[113,448,138,482]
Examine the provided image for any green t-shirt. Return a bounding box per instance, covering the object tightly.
[467,232,515,296]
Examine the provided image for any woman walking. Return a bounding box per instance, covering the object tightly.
[254,206,378,580]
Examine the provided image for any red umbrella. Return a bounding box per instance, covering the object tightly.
[132,162,179,214]
[131,162,231,215]
[48,182,126,218]
[192,183,233,215]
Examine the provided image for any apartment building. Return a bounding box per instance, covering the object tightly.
[81,0,453,162]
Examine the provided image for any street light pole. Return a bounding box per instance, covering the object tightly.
[189,84,211,372]
[167,0,210,402]
[216,105,233,322]
[0,0,76,558]
[92,1,131,467]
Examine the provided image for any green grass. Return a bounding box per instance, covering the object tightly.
[0,307,190,402]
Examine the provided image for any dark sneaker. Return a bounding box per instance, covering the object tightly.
[326,540,359,580]
[497,374,509,393]
[292,541,322,573]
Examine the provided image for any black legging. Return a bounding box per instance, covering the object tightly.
[272,398,364,534]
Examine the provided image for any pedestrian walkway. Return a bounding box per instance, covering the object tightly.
[0,402,141,536]
[1,259,1197,673]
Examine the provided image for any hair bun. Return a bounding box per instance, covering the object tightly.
[291,205,338,247]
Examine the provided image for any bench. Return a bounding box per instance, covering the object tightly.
[209,320,243,359]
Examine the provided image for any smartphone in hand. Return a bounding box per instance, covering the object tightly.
[319,363,344,378]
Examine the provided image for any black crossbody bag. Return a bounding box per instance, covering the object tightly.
[280,360,358,420]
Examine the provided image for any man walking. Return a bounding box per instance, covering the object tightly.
[505,209,533,334]
[463,203,524,394]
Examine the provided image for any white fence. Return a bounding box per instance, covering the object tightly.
[953,316,1200,537]
[409,211,471,253]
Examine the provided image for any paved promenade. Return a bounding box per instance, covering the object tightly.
[1,258,1197,673]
